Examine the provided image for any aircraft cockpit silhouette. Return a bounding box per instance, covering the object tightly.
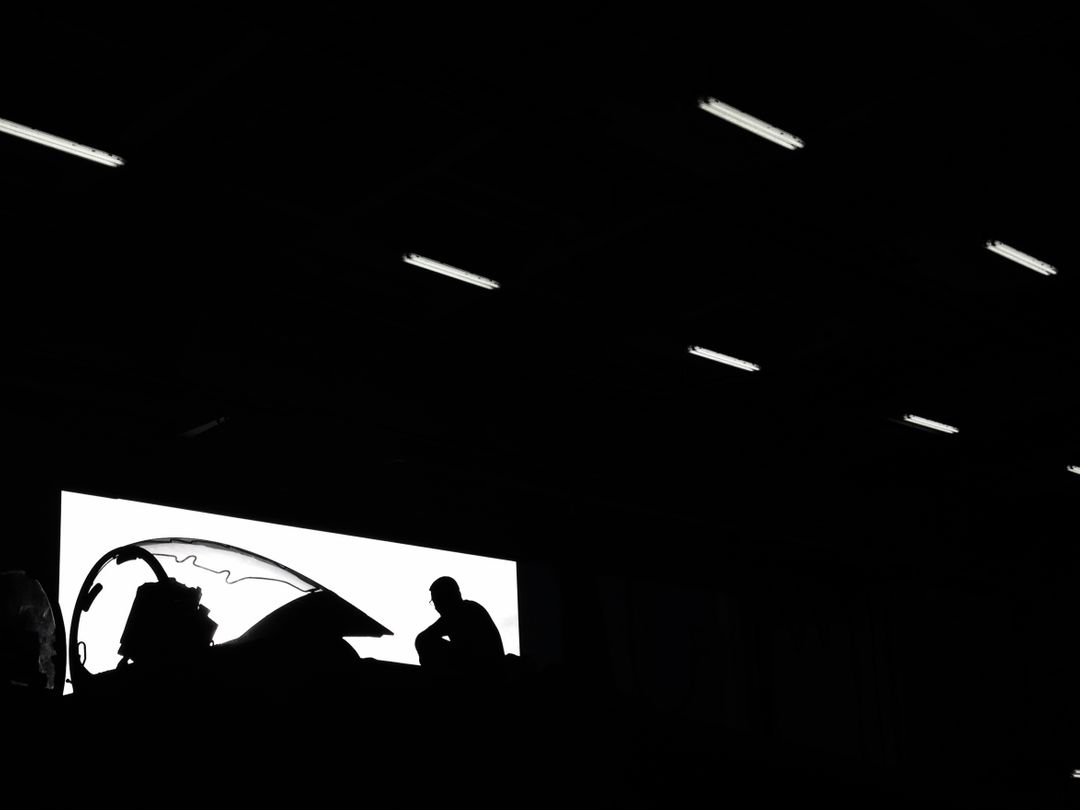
[68,538,393,702]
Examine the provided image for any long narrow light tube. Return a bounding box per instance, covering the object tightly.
[985,241,1057,276]
[902,414,959,434]
[0,116,124,167]
[698,98,804,150]
[402,254,499,290]
[180,417,229,439]
[688,345,761,372]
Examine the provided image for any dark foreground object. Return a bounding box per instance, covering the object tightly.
[6,662,1079,809]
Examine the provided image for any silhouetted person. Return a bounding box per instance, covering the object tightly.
[415,577,504,678]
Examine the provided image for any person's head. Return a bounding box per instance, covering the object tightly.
[429,576,462,616]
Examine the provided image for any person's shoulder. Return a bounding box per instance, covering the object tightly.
[462,599,493,616]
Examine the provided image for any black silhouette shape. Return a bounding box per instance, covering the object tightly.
[415,576,504,676]
[68,539,392,701]
[0,571,61,692]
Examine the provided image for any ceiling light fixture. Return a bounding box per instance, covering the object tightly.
[985,241,1057,276]
[688,345,760,372]
[698,98,804,150]
[0,116,124,167]
[180,417,229,439]
[402,254,500,290]
[902,414,959,434]
[1067,466,1080,476]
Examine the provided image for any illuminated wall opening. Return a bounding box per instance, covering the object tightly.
[59,491,520,693]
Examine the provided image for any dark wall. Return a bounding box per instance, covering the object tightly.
[558,480,1079,804]
[0,475,60,606]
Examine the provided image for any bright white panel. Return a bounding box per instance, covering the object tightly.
[60,491,519,693]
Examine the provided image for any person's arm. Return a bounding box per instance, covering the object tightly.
[416,615,449,643]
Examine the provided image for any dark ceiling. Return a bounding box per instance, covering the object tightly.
[3,5,1078,573]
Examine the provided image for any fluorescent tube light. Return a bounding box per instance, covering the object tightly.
[698,98,804,150]
[902,414,959,434]
[688,345,760,372]
[0,116,124,167]
[985,241,1057,276]
[1067,466,1080,476]
[180,417,228,439]
[403,254,499,290]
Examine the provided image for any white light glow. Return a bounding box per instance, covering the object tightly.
[985,241,1057,276]
[1073,769,1080,778]
[403,254,500,289]
[1067,466,1080,475]
[698,98,804,150]
[902,414,959,434]
[688,345,760,372]
[60,491,519,693]
[0,116,124,167]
